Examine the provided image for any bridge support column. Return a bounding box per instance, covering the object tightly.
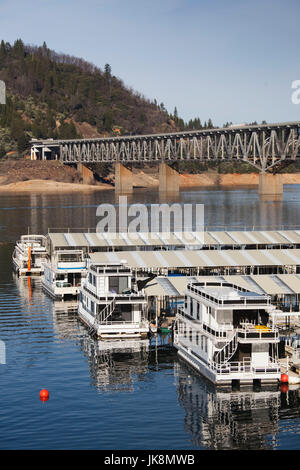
[159,163,179,196]
[77,163,95,185]
[258,173,283,198]
[115,163,133,194]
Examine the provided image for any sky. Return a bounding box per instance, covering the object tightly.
[0,0,300,126]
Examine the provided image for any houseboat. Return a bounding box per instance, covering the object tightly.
[12,234,48,276]
[78,261,149,339]
[42,249,87,299]
[173,280,280,385]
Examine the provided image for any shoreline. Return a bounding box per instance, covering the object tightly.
[0,172,300,194]
[0,179,113,193]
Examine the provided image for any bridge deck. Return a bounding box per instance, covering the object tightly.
[30,121,300,171]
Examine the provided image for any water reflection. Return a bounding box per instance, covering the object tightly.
[1,185,300,244]
[50,298,176,394]
[9,267,300,449]
[175,361,281,450]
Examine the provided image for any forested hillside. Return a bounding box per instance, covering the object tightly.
[1,39,297,175]
[0,39,210,158]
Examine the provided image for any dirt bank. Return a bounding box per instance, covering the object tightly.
[0,159,113,193]
[0,179,112,193]
[1,159,300,193]
[132,171,300,188]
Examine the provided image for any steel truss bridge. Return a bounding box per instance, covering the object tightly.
[31,121,300,172]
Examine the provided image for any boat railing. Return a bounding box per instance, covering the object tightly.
[90,265,131,275]
[177,308,233,338]
[55,281,73,288]
[96,320,148,327]
[186,283,270,306]
[237,322,279,341]
[210,357,280,376]
[82,285,145,303]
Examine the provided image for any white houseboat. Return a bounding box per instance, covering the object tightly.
[42,249,87,299]
[78,261,149,339]
[174,280,280,385]
[12,234,48,276]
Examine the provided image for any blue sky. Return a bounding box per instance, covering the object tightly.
[1,0,300,126]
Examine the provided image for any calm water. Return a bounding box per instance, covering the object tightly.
[1,185,300,449]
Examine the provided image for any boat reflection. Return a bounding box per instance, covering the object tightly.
[175,361,281,449]
[50,302,148,392]
[12,272,44,305]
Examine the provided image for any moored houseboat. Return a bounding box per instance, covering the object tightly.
[78,261,149,339]
[12,234,48,276]
[173,280,280,385]
[42,249,87,299]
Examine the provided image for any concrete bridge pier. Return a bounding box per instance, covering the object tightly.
[159,163,179,196]
[115,163,133,194]
[258,173,283,199]
[77,163,95,185]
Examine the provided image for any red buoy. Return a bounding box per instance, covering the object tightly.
[39,389,49,401]
[281,373,289,383]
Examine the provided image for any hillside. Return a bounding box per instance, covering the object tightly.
[0,39,184,157]
[0,39,299,181]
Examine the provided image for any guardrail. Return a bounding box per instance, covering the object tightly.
[237,326,279,341]
[210,357,280,375]
[187,283,270,306]
[177,309,232,339]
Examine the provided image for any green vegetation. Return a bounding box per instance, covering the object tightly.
[0,39,216,158]
[0,39,298,175]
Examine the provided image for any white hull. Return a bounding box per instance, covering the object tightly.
[42,279,80,299]
[78,304,149,339]
[174,341,280,385]
[12,235,48,276]
[13,258,44,276]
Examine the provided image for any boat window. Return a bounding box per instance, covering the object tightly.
[109,276,128,294]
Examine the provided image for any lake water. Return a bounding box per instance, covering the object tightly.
[1,185,300,450]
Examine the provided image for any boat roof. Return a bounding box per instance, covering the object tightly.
[46,229,300,250]
[144,274,300,297]
[88,248,300,270]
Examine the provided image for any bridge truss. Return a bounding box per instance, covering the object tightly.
[31,121,300,172]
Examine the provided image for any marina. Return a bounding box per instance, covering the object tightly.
[11,228,300,386]
[14,228,300,280]
[3,187,300,449]
[43,228,300,254]
[2,0,300,453]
